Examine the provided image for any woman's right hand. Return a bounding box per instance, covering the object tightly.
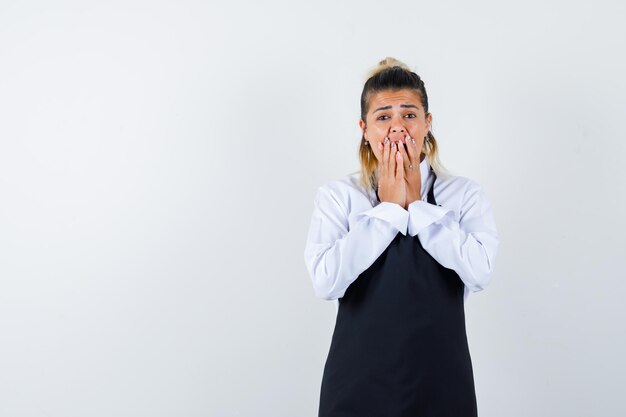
[377,137,407,208]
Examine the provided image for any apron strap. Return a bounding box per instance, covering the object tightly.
[427,167,438,206]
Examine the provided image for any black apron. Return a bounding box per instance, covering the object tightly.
[318,169,478,417]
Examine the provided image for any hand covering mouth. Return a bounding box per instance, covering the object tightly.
[388,133,407,143]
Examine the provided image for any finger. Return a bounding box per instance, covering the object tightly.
[404,134,417,168]
[395,148,404,179]
[383,136,390,177]
[397,138,411,172]
[390,141,397,177]
[378,139,386,182]
[377,142,382,179]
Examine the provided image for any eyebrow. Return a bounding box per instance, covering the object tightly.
[373,104,419,113]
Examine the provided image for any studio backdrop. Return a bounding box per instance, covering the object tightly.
[0,1,624,416]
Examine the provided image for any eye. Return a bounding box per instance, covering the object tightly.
[376,114,416,120]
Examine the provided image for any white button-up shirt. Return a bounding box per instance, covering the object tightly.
[303,155,500,311]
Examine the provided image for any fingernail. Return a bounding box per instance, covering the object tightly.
[411,138,416,144]
[384,137,389,144]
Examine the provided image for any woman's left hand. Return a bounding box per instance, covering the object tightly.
[396,134,421,210]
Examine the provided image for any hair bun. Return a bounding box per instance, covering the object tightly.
[366,56,411,79]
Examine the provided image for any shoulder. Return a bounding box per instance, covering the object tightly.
[315,170,369,213]
[322,170,363,194]
[435,171,479,195]
[433,172,492,218]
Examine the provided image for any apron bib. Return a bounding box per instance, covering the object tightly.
[318,170,478,417]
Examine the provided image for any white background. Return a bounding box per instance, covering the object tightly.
[1,1,625,416]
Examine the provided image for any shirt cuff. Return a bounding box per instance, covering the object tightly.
[355,201,409,235]
[407,200,454,236]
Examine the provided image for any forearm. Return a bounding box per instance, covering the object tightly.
[304,193,408,300]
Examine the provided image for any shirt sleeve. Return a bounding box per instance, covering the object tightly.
[304,185,409,301]
[407,181,500,293]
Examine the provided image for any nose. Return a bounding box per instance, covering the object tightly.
[388,123,407,143]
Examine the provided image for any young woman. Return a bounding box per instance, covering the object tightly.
[303,57,500,416]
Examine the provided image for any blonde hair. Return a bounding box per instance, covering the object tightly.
[358,57,450,193]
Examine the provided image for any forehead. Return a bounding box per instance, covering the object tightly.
[369,89,422,108]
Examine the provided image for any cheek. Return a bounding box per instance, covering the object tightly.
[411,123,427,135]
[409,137,425,153]
[372,142,382,157]
[369,126,387,140]
[372,142,384,160]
